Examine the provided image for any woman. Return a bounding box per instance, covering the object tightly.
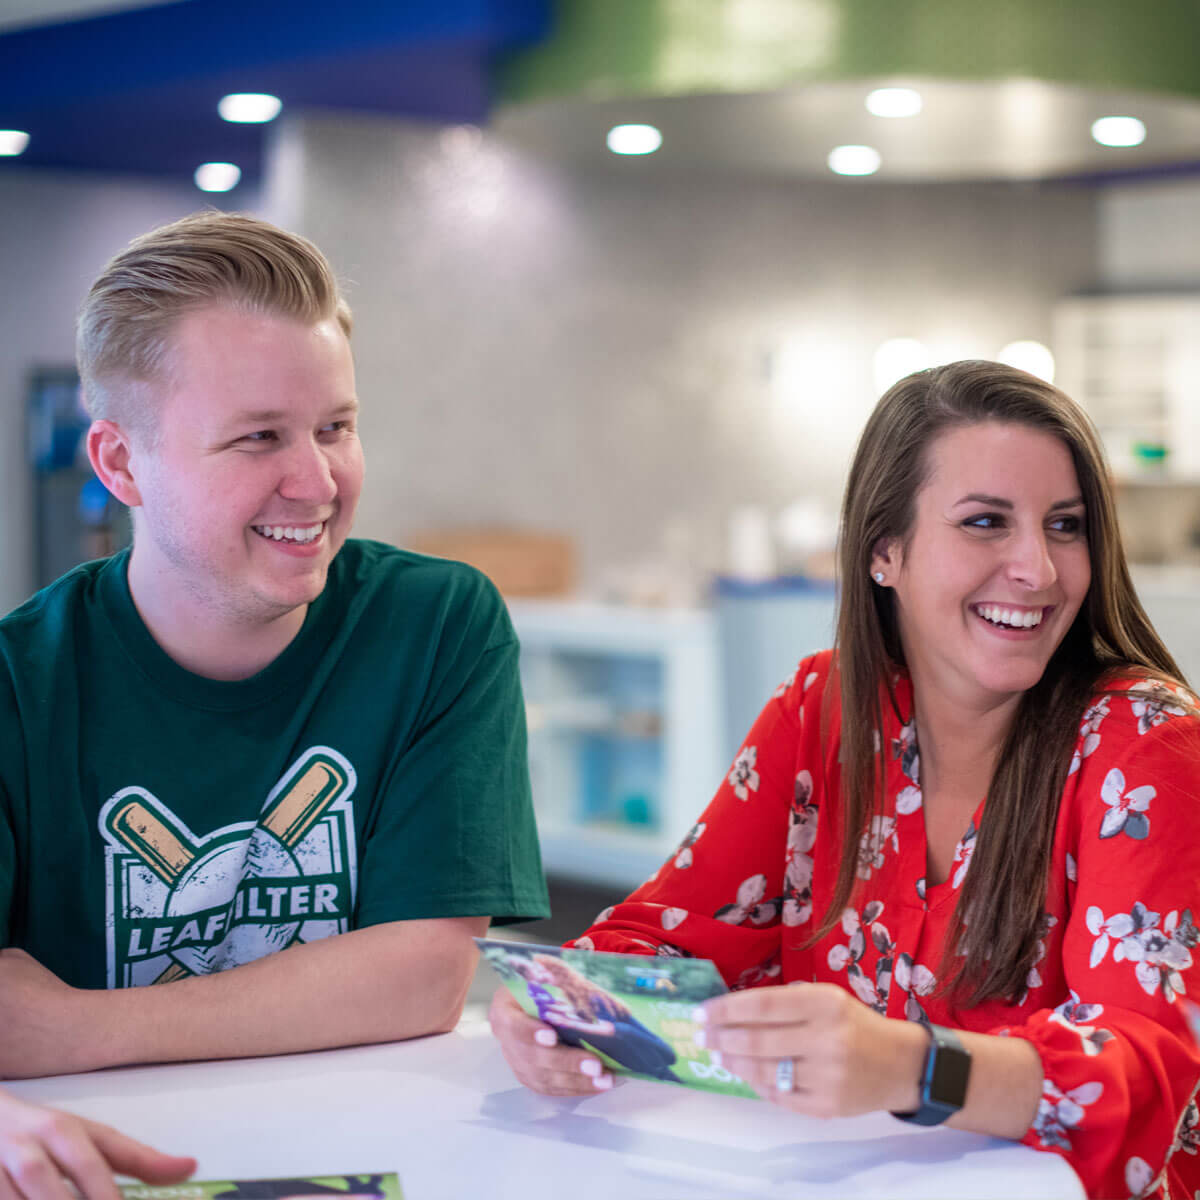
[490,361,1200,1199]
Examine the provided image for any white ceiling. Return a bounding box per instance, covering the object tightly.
[496,77,1200,181]
[0,0,182,33]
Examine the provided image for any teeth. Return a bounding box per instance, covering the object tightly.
[254,523,323,544]
[977,605,1043,629]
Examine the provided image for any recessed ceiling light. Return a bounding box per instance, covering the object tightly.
[866,88,922,118]
[0,130,30,156]
[828,145,881,176]
[606,124,662,156]
[218,93,282,124]
[1091,116,1146,148]
[194,162,241,192]
[998,340,1055,383]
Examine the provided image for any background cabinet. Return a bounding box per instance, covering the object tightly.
[509,602,723,890]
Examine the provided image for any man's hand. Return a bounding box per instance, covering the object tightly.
[0,1088,195,1200]
[0,951,110,1080]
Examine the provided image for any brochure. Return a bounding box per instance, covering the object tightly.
[477,936,758,1100]
[120,1175,404,1200]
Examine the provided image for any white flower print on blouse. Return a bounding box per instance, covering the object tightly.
[672,821,706,869]
[772,663,818,701]
[1069,696,1110,775]
[1048,990,1115,1057]
[857,815,899,880]
[1124,1155,1157,1199]
[1087,902,1198,1002]
[826,902,892,1013]
[1099,767,1154,840]
[894,952,937,1025]
[891,720,920,784]
[1030,1078,1104,1151]
[728,745,760,801]
[661,906,689,931]
[654,942,691,958]
[951,819,978,890]
[714,873,779,925]
[1171,1095,1200,1159]
[783,770,818,926]
[734,952,782,990]
[1130,681,1190,736]
[1017,913,1058,1004]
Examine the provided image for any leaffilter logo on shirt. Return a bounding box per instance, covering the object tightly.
[99,746,358,988]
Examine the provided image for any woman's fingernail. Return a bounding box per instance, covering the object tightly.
[534,1029,557,1047]
[693,1028,707,1047]
[709,1050,723,1068]
[593,1073,613,1090]
[692,1007,708,1024]
[580,1058,602,1077]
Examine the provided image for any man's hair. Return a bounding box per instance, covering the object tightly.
[76,210,352,435]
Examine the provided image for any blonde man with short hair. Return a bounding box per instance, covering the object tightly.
[0,212,549,1195]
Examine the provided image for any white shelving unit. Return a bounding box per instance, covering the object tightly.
[508,601,723,891]
[1053,294,1200,481]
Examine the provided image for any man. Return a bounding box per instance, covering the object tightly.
[0,212,549,1192]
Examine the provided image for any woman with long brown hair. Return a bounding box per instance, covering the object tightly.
[490,361,1200,1199]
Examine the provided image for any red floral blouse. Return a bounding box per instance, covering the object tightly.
[569,650,1200,1200]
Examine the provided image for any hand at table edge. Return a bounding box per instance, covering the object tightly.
[0,1086,195,1200]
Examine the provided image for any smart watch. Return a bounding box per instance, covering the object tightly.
[891,1024,971,1126]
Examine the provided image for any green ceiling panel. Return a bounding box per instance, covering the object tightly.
[501,0,1200,102]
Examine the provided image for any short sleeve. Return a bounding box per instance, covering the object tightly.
[993,695,1200,1200]
[354,583,549,928]
[570,651,829,991]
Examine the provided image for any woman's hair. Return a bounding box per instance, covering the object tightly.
[76,210,352,440]
[824,358,1186,1005]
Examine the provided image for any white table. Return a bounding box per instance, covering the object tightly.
[10,1018,1084,1200]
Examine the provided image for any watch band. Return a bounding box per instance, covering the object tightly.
[891,1024,972,1126]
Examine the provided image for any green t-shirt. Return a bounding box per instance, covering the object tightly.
[0,539,549,988]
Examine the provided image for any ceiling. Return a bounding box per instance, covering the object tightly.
[1,0,1199,188]
[0,0,183,34]
[496,78,1200,182]
[0,0,552,183]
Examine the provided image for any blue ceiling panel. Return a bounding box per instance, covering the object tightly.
[0,0,551,182]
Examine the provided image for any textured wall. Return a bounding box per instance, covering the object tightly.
[0,168,237,614]
[1098,177,1200,290]
[268,111,1098,594]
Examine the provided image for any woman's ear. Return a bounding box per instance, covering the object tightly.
[86,420,144,508]
[870,537,900,586]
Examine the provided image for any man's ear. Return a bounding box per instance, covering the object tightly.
[86,420,143,508]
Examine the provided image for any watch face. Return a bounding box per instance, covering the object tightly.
[929,1036,971,1107]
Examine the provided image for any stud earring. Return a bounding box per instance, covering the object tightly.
[872,572,885,584]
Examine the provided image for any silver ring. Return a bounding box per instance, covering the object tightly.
[775,1057,795,1092]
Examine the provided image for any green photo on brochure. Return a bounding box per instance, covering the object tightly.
[120,1175,404,1200]
[477,937,759,1100]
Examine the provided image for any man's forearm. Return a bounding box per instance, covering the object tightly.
[14,916,489,1077]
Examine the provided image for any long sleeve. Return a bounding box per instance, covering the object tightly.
[992,686,1200,1200]
[569,652,831,991]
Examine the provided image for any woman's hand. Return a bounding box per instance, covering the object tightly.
[487,988,616,1095]
[0,1088,195,1200]
[698,982,928,1117]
